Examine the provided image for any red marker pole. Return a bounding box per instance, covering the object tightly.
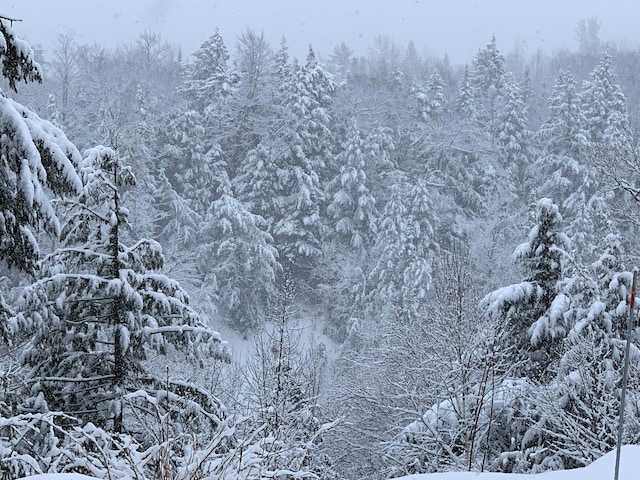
[614,268,637,480]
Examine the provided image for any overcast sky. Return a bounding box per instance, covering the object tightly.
[6,1,640,64]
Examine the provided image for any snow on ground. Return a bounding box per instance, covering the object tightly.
[212,308,339,365]
[395,445,640,480]
[18,445,640,479]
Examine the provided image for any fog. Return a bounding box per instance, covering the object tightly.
[10,0,640,63]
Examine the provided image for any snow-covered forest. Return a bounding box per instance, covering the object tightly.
[2,14,640,479]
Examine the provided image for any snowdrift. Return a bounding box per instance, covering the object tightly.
[394,445,640,480]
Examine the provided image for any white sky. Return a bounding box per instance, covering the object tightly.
[6,1,640,64]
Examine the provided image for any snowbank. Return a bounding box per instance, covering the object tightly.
[394,445,640,480]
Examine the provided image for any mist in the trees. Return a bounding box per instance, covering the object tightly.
[2,9,640,480]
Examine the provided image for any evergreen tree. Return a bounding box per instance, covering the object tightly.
[581,53,631,149]
[456,65,476,120]
[13,147,227,433]
[273,36,291,86]
[485,198,571,380]
[425,70,446,122]
[259,46,337,268]
[513,234,639,472]
[234,140,281,221]
[326,120,379,249]
[472,36,505,95]
[182,28,237,112]
[0,19,82,343]
[369,179,438,321]
[160,109,226,214]
[0,20,82,275]
[496,73,530,168]
[470,36,505,137]
[197,182,280,332]
[540,71,589,159]
[534,71,589,205]
[414,71,446,124]
[225,29,274,177]
[495,73,531,197]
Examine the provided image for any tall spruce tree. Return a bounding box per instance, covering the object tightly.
[0,20,82,274]
[485,198,571,380]
[0,19,82,341]
[326,120,379,249]
[581,53,631,149]
[14,147,227,433]
[197,180,280,332]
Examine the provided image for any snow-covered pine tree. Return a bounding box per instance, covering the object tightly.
[540,71,589,160]
[0,19,82,274]
[413,71,446,126]
[326,120,379,249]
[160,108,227,215]
[425,70,446,122]
[581,53,631,149]
[484,198,571,380]
[368,179,438,322]
[402,178,438,312]
[368,184,408,318]
[224,29,274,178]
[472,36,504,95]
[545,57,632,258]
[470,36,505,137]
[266,46,337,269]
[13,146,227,435]
[273,36,291,88]
[197,179,279,333]
[182,28,237,112]
[456,65,476,120]
[510,234,640,472]
[495,73,531,196]
[534,70,589,204]
[496,73,530,167]
[0,18,82,345]
[148,168,201,252]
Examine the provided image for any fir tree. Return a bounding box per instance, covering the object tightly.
[534,71,589,207]
[581,53,631,149]
[326,120,379,249]
[369,180,438,321]
[0,20,82,274]
[425,70,446,122]
[266,46,337,268]
[13,147,227,433]
[540,71,589,159]
[470,36,505,137]
[496,73,530,168]
[182,28,237,111]
[0,19,82,341]
[456,65,476,119]
[160,109,227,214]
[197,181,280,332]
[495,73,531,198]
[518,234,639,471]
[485,198,571,380]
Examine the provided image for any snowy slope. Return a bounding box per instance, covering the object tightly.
[395,445,640,480]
